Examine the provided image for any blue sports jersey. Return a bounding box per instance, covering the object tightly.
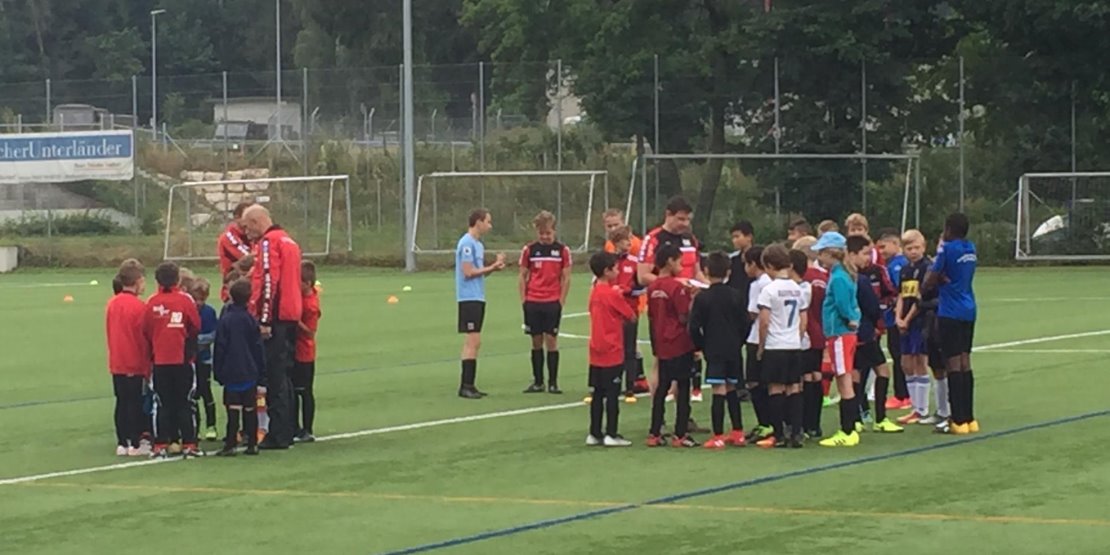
[884,253,908,328]
[931,238,977,321]
[455,233,486,302]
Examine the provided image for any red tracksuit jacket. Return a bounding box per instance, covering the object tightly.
[250,226,303,325]
[145,287,201,366]
[106,291,151,377]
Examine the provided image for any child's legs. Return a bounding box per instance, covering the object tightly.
[176,367,197,444]
[112,376,128,446]
[461,332,482,360]
[601,367,621,437]
[242,392,259,447]
[196,362,216,426]
[674,355,693,437]
[649,361,674,436]
[530,335,543,350]
[588,369,604,438]
[224,389,245,447]
[152,367,175,445]
[292,361,317,434]
[622,319,638,391]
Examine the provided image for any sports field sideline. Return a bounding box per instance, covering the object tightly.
[2,266,1109,554]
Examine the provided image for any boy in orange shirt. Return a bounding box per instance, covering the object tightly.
[293,261,322,443]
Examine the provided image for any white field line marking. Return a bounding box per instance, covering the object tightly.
[985,297,1110,303]
[563,312,588,319]
[0,282,98,290]
[980,349,1110,354]
[3,327,1107,487]
[559,331,650,345]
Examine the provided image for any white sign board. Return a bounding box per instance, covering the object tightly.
[0,130,134,184]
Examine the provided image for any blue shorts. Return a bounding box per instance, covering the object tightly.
[900,327,927,355]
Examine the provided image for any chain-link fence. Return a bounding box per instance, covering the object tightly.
[0,56,1101,266]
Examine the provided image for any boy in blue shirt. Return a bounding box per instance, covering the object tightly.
[878,229,911,410]
[926,213,978,435]
[455,208,507,399]
[191,278,219,441]
[213,280,267,456]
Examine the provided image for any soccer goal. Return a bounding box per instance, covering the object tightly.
[162,175,353,261]
[634,153,920,235]
[410,170,609,256]
[1015,172,1110,261]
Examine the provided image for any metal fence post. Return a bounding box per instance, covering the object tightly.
[131,75,138,129]
[774,56,782,220]
[653,54,660,214]
[479,61,486,172]
[45,78,51,124]
[958,55,965,212]
[556,59,563,223]
[860,59,868,214]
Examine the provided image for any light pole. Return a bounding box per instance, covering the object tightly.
[275,0,282,140]
[402,0,416,272]
[150,9,166,137]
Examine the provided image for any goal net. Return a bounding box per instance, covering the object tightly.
[411,171,609,255]
[632,153,920,239]
[1016,172,1110,260]
[162,175,353,261]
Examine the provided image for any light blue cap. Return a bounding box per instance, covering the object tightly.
[812,231,847,251]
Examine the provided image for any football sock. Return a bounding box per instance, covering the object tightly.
[636,355,645,380]
[589,387,604,438]
[949,372,966,424]
[751,384,769,427]
[225,408,241,448]
[967,370,975,421]
[854,381,866,422]
[787,392,804,437]
[935,376,950,418]
[604,381,620,437]
[725,389,743,431]
[301,385,315,435]
[243,407,258,447]
[692,358,703,391]
[916,376,931,416]
[711,394,726,436]
[650,382,668,436]
[839,396,856,435]
[768,392,785,440]
[530,349,544,385]
[675,379,692,437]
[875,376,889,422]
[803,381,822,430]
[547,351,560,386]
[461,359,477,388]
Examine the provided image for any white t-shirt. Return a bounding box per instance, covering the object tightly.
[798,281,813,350]
[746,273,772,344]
[757,277,808,351]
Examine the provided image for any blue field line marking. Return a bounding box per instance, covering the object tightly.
[379,408,1110,555]
[0,345,588,411]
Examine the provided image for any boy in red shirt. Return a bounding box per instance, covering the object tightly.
[586,252,636,447]
[145,261,202,458]
[106,259,150,457]
[608,226,647,401]
[520,211,572,394]
[293,260,322,443]
[646,244,698,448]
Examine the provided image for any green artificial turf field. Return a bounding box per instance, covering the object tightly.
[1,266,1109,554]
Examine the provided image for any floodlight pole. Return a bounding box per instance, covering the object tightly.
[402,0,417,272]
[275,0,282,141]
[150,9,166,136]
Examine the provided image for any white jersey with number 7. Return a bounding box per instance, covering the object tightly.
[757,277,808,351]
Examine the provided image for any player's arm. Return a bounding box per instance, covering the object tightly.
[799,311,808,342]
[461,252,506,279]
[636,237,657,285]
[257,236,280,328]
[212,321,228,384]
[924,242,946,293]
[611,288,637,321]
[560,247,572,306]
[830,276,861,329]
[687,297,706,351]
[758,306,770,358]
[894,295,906,330]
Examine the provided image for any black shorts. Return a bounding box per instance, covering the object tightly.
[588,364,623,390]
[523,301,562,336]
[223,388,257,408]
[744,343,762,384]
[457,301,486,334]
[704,358,741,385]
[292,361,315,390]
[761,350,801,385]
[854,341,887,371]
[939,317,975,358]
[803,349,824,375]
[658,352,695,387]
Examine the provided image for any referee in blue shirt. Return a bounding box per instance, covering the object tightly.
[457,208,507,399]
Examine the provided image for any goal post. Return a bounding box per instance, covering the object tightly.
[1015,172,1110,261]
[636,152,920,237]
[411,170,609,257]
[163,174,353,261]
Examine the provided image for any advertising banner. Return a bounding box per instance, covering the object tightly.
[0,130,134,184]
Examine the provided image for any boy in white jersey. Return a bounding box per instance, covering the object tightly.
[756,245,807,448]
[743,246,774,443]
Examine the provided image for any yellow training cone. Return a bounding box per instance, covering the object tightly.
[387,295,399,304]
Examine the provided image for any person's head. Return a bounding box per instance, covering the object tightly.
[603,208,626,235]
[743,245,765,278]
[608,225,632,254]
[812,231,848,271]
[662,196,693,234]
[846,235,872,269]
[787,218,812,242]
[191,277,211,305]
[589,251,619,282]
[817,219,839,237]
[533,210,556,244]
[241,204,273,241]
[876,228,902,259]
[232,201,253,231]
[901,229,926,262]
[654,243,683,276]
[792,236,818,263]
[944,212,970,241]
[844,213,869,238]
[224,269,241,285]
[235,254,254,274]
[468,208,493,236]
[301,260,317,295]
[730,220,755,251]
[117,258,145,294]
[112,276,124,295]
[761,244,791,276]
[704,251,730,283]
[789,249,808,281]
[178,267,196,294]
[229,279,252,306]
[154,261,180,292]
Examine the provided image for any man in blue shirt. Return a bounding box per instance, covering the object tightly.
[456,208,507,399]
[926,213,978,435]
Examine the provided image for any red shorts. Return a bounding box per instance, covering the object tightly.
[825,335,858,377]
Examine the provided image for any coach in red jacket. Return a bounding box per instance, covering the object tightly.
[217,202,253,301]
[242,204,303,449]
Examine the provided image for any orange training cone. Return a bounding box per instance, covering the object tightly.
[63,295,74,303]
[387,295,399,304]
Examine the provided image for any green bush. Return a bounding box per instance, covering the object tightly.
[0,212,127,236]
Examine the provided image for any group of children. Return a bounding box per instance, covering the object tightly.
[104,255,322,458]
[582,207,978,448]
